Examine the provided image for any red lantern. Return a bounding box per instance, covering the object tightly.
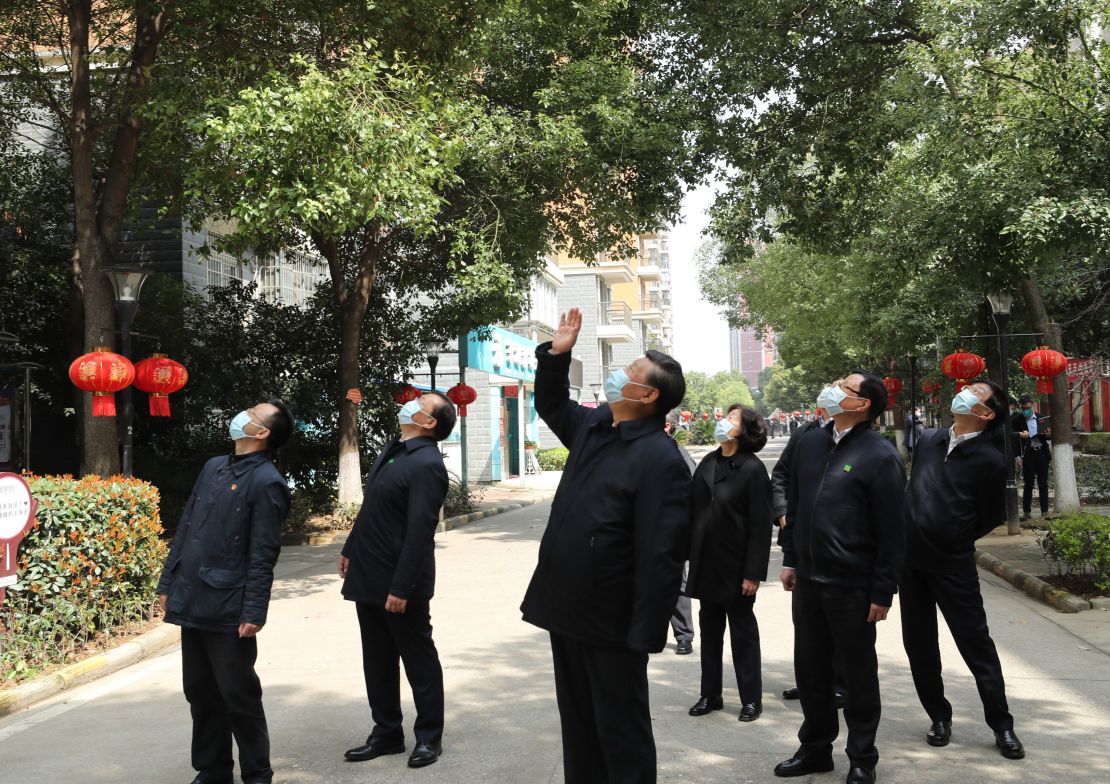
[922,380,941,395]
[702,412,710,421]
[1021,347,1068,395]
[392,385,421,404]
[446,382,478,417]
[793,410,800,416]
[941,350,986,391]
[68,346,134,417]
[133,353,188,417]
[883,377,903,397]
[680,410,692,422]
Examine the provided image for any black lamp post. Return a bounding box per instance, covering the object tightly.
[909,354,918,458]
[103,265,152,478]
[424,341,442,392]
[986,289,1020,534]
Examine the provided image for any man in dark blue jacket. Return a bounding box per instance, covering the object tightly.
[158,399,294,784]
[339,392,456,769]
[521,307,691,784]
[901,380,1024,759]
[775,372,906,784]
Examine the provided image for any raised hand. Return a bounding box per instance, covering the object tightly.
[550,308,582,355]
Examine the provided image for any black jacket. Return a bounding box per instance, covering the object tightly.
[341,437,449,604]
[905,428,1005,574]
[158,452,291,632]
[520,343,692,654]
[686,449,773,605]
[1010,412,1051,462]
[781,421,907,607]
[771,419,823,520]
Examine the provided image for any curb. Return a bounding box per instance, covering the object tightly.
[438,495,551,533]
[0,622,180,719]
[975,550,1092,613]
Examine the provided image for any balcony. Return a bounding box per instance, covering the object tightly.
[597,301,636,343]
[632,295,665,323]
[637,263,662,281]
[560,253,635,283]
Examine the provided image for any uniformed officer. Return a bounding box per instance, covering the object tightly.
[339,392,457,769]
[157,399,295,784]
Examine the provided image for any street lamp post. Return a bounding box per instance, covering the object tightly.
[102,265,151,478]
[909,354,918,460]
[424,341,442,392]
[986,290,1021,534]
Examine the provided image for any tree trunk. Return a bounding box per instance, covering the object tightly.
[1021,276,1081,514]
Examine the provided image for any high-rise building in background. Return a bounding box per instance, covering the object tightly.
[729,293,778,388]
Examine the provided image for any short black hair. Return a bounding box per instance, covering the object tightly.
[848,369,887,421]
[264,398,295,450]
[427,392,457,441]
[734,406,768,453]
[982,381,1008,429]
[645,350,686,414]
[1019,394,1034,405]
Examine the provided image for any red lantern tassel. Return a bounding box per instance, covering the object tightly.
[1036,378,1054,395]
[92,392,116,417]
[150,394,171,417]
[458,405,467,417]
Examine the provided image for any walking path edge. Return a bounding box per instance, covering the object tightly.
[975,549,1092,613]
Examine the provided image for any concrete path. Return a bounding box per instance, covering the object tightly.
[2,460,1109,783]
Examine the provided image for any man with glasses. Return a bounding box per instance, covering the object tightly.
[522,307,691,784]
[775,372,906,784]
[339,392,457,769]
[901,380,1024,759]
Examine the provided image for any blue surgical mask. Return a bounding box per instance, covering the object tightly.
[603,368,653,404]
[229,410,263,441]
[714,418,735,443]
[1023,408,1034,419]
[398,399,426,426]
[951,388,985,417]
[816,385,847,417]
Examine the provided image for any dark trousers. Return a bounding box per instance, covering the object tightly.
[670,594,694,643]
[1022,447,1050,515]
[900,566,1013,732]
[698,594,762,704]
[181,628,271,784]
[793,578,881,769]
[356,601,444,746]
[549,632,655,784]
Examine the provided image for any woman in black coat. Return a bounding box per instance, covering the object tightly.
[686,404,773,722]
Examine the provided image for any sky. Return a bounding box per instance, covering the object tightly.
[669,182,732,375]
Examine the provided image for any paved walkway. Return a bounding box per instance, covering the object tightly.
[2,488,1109,783]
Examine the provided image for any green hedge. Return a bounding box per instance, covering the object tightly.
[1066,455,1110,503]
[1037,513,1110,592]
[1,475,167,684]
[537,447,569,471]
[1078,432,1110,456]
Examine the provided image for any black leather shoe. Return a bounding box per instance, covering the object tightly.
[835,689,847,709]
[774,751,835,777]
[345,735,405,762]
[846,766,875,784]
[676,640,693,655]
[407,742,442,768]
[689,695,724,716]
[738,702,762,722]
[926,719,952,747]
[995,729,1025,759]
[188,778,233,784]
[782,686,800,700]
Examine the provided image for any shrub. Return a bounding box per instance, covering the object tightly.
[673,429,689,445]
[1,475,167,683]
[1078,433,1110,456]
[1037,513,1110,592]
[537,447,569,472]
[443,479,484,518]
[1074,455,1110,502]
[688,418,714,446]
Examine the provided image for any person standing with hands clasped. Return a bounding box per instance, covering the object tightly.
[339,392,457,769]
[686,404,773,723]
[901,381,1024,759]
[157,400,295,784]
[521,307,691,784]
[775,372,906,784]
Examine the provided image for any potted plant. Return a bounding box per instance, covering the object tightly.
[524,439,538,451]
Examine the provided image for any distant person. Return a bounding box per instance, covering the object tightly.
[1011,394,1051,520]
[522,307,691,784]
[157,400,295,784]
[686,405,772,723]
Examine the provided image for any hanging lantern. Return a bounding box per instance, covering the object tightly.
[882,377,903,397]
[941,350,986,392]
[133,353,188,417]
[68,346,135,416]
[701,412,710,421]
[392,385,421,404]
[922,380,941,395]
[680,410,692,422]
[1021,347,1068,395]
[446,382,478,417]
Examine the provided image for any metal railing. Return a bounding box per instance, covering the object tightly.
[640,295,662,311]
[600,301,632,326]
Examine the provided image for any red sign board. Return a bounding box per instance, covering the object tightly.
[0,472,37,604]
[504,386,519,398]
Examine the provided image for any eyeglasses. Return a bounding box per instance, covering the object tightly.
[834,379,863,397]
